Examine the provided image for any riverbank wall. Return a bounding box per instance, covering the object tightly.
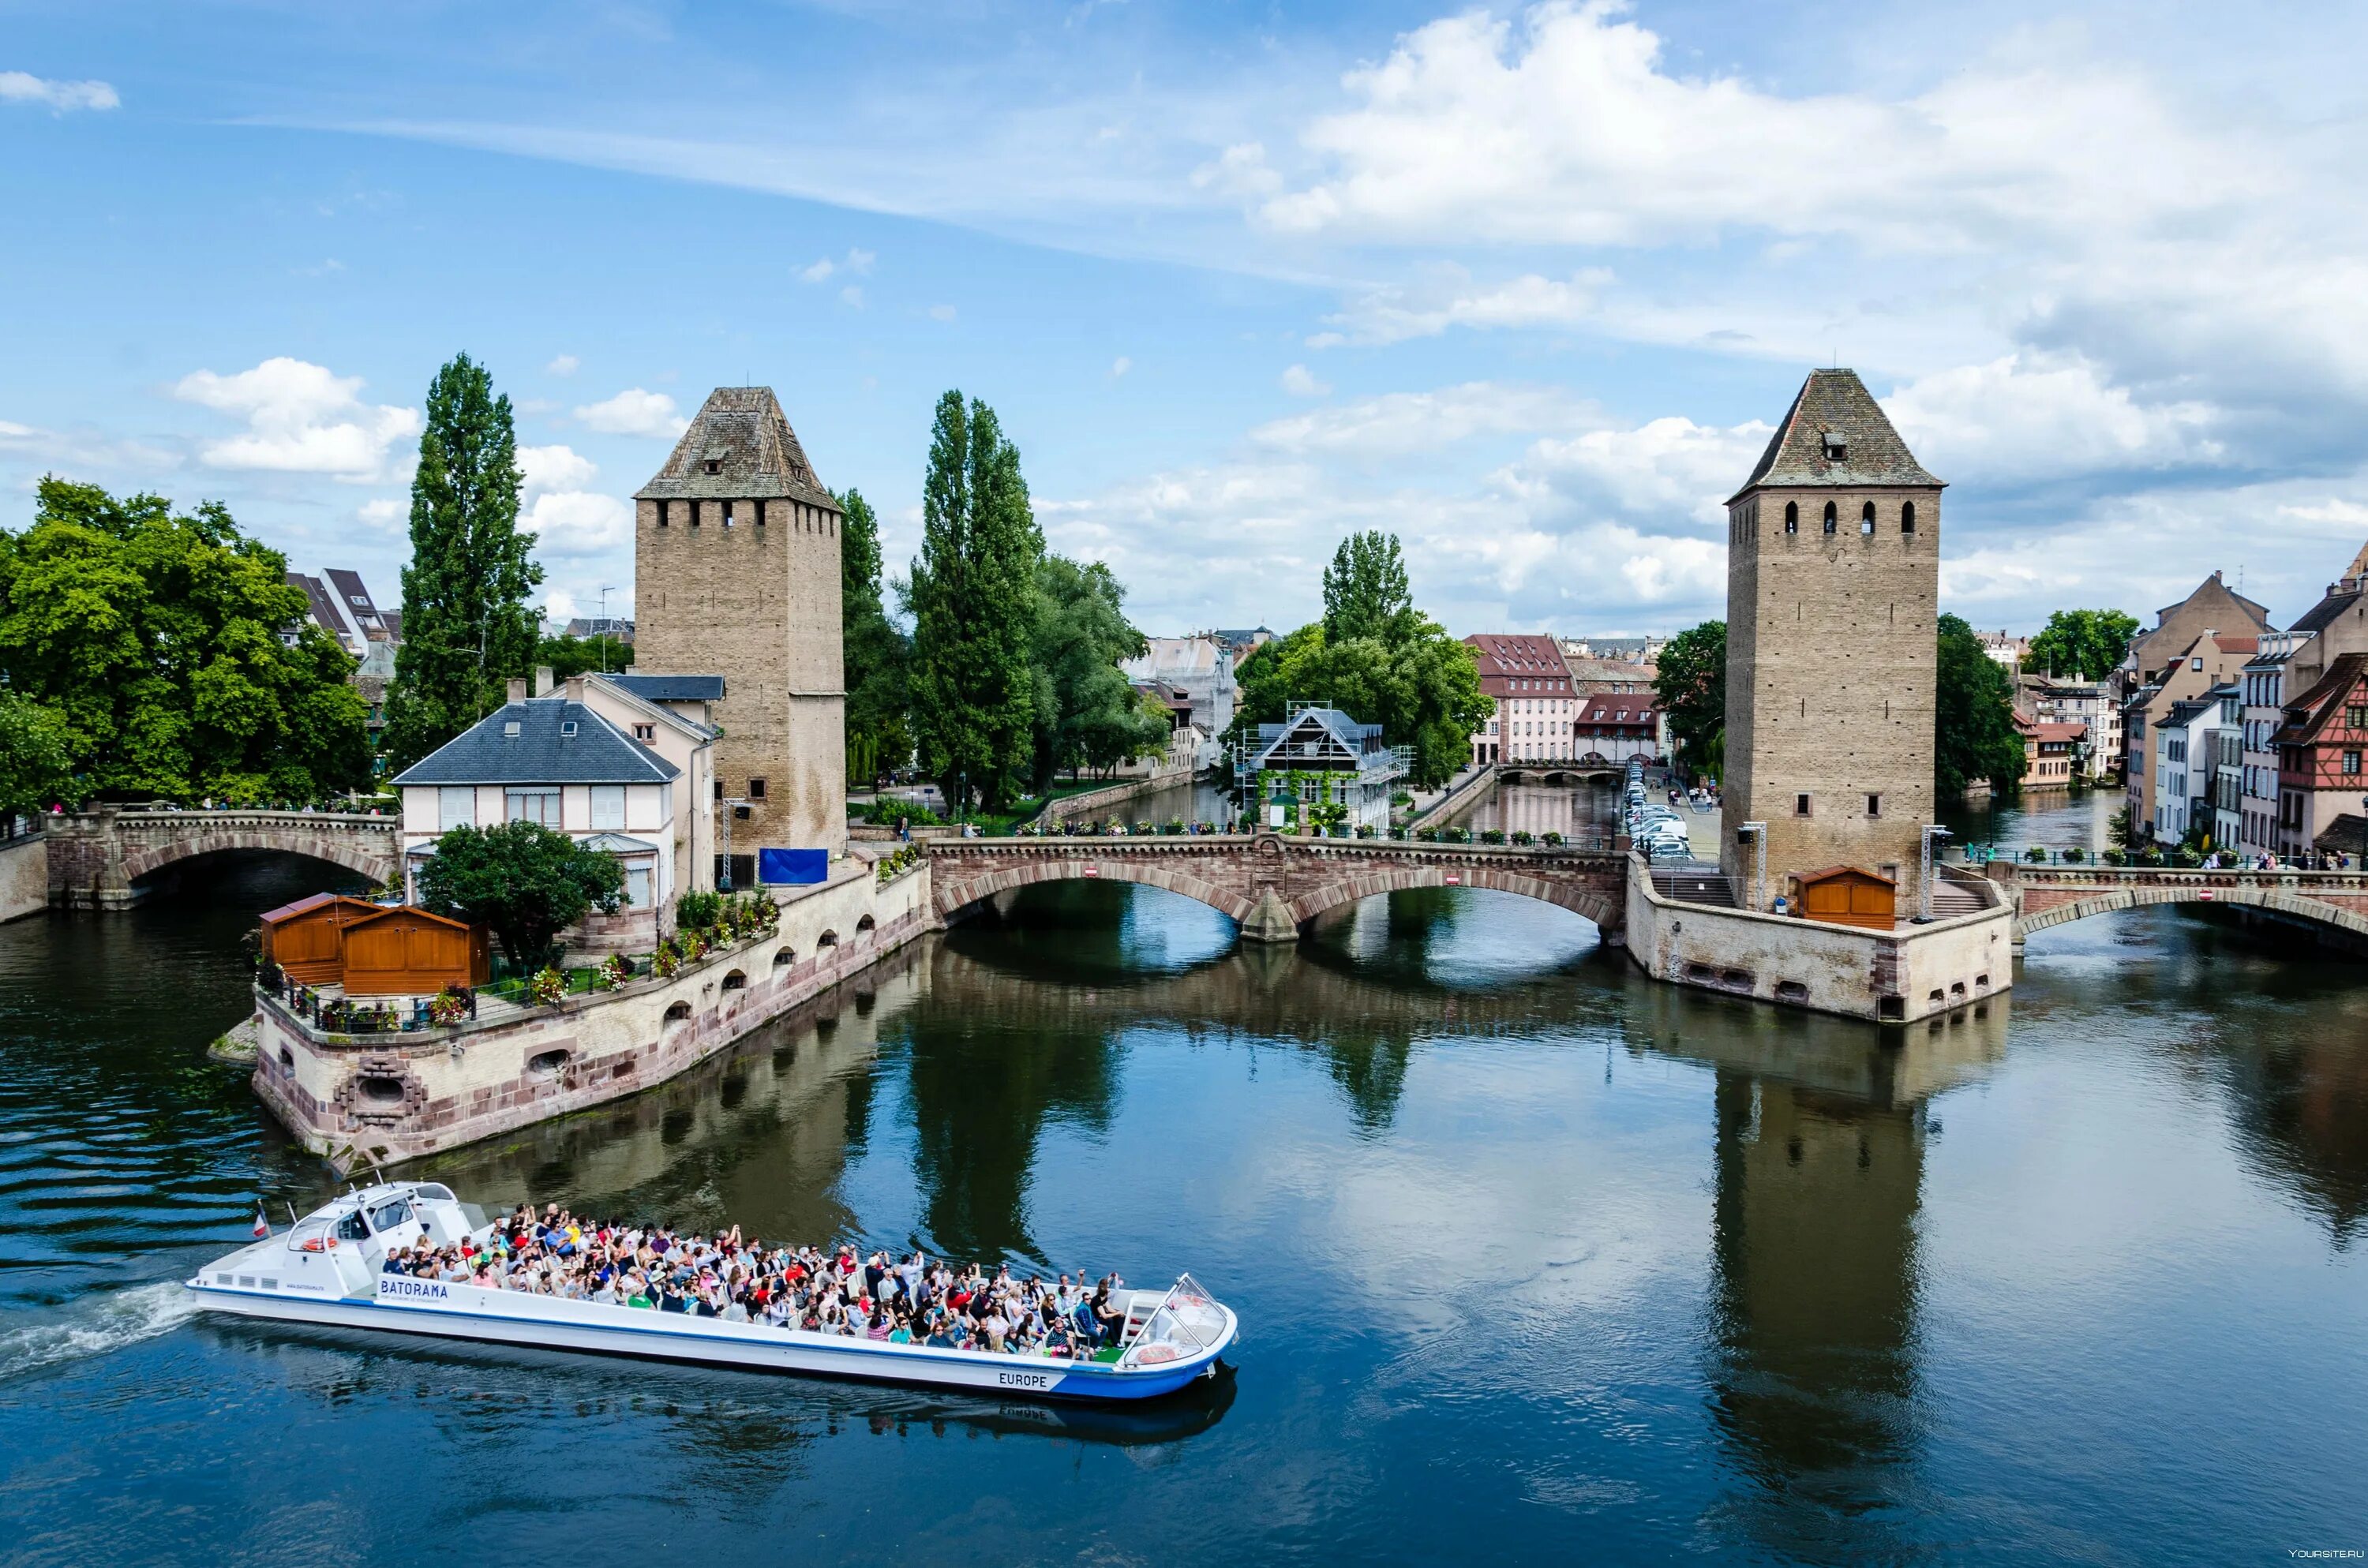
[1624,859,2012,1023]
[252,858,935,1166]
[0,833,45,924]
[1037,765,1209,828]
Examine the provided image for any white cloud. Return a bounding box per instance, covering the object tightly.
[0,71,118,112]
[1509,414,1770,523]
[518,443,598,495]
[525,489,634,556]
[1111,356,1131,379]
[1886,353,2224,485]
[927,304,957,322]
[545,354,580,377]
[172,357,420,479]
[840,283,865,308]
[1280,364,1331,398]
[844,248,875,275]
[1252,382,1590,460]
[542,586,581,623]
[800,256,837,283]
[1190,141,1282,199]
[356,497,405,533]
[573,387,688,438]
[1310,268,1612,347]
[802,248,876,284]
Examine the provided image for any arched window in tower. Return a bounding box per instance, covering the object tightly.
[1860,500,1875,535]
[1902,500,1917,533]
[1785,502,1798,534]
[1823,501,1838,534]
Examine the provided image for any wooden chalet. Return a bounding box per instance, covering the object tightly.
[257,893,380,985]
[340,905,491,997]
[1795,865,1897,931]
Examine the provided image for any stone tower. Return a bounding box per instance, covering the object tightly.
[1719,369,1943,913]
[634,387,846,865]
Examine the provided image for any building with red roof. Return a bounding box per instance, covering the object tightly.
[1463,634,1579,765]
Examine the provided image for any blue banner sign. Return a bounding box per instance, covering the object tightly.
[757,848,829,885]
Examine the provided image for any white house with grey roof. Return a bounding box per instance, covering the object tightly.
[1244,704,1407,833]
[392,670,722,952]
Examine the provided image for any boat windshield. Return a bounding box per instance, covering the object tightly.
[1118,1274,1225,1368]
[410,1183,456,1203]
[366,1197,414,1233]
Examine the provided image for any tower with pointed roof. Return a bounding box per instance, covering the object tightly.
[1720,369,1943,913]
[634,387,845,866]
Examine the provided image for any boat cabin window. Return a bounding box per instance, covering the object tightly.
[367,1198,414,1233]
[410,1183,455,1203]
[334,1208,370,1242]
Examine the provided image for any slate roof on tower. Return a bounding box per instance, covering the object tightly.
[1729,369,1943,501]
[633,387,837,508]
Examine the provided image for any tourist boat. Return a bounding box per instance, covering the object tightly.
[185,1181,1236,1402]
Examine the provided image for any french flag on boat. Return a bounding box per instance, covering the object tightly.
[252,1203,270,1239]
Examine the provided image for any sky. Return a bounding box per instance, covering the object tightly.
[6,0,2368,640]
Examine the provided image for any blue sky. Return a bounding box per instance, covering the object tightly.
[6,0,2368,638]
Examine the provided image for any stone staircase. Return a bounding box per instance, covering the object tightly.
[1650,866,1739,907]
[1929,878,1991,919]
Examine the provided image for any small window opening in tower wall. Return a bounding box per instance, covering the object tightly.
[1795,793,1812,816]
[1860,501,1875,535]
[755,499,766,527]
[655,500,669,528]
[1867,793,1881,818]
[1785,502,1798,533]
[722,501,736,528]
[1902,500,1917,533]
[1823,501,1838,533]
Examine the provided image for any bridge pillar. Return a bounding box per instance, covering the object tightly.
[1239,886,1299,944]
[48,805,141,910]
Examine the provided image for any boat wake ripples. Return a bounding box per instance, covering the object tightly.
[0,1280,197,1383]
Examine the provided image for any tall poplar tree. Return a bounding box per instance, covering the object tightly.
[837,486,912,787]
[905,391,1041,812]
[384,354,541,772]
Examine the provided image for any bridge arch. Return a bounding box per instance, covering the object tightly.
[933,857,1258,926]
[1287,863,1621,932]
[119,831,397,890]
[2018,883,2368,941]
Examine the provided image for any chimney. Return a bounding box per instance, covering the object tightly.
[506,676,529,704]
[534,664,556,698]
[564,675,586,704]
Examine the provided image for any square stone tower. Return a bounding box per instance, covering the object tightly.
[1719,369,1943,913]
[634,387,846,866]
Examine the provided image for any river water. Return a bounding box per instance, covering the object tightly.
[2,842,2365,1564]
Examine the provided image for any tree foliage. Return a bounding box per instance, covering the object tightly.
[905,391,1043,811]
[1231,539,1492,791]
[0,478,369,802]
[2027,608,2140,681]
[384,354,541,773]
[532,632,635,679]
[1322,531,1417,646]
[1653,620,1727,781]
[1936,613,2026,795]
[415,819,625,967]
[1031,554,1167,785]
[0,690,75,818]
[838,486,912,786]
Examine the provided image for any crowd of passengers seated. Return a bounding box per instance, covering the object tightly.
[382,1203,1133,1356]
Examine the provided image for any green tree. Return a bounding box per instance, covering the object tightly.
[0,690,75,817]
[0,478,369,802]
[384,354,541,772]
[1322,531,1416,646]
[1936,613,2026,795]
[905,391,1042,812]
[838,486,912,786]
[2028,608,2140,680]
[1227,608,1490,791]
[1654,620,1727,781]
[1031,554,1167,785]
[532,632,635,679]
[414,819,625,967]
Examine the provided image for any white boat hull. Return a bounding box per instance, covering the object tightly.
[185,1274,1234,1402]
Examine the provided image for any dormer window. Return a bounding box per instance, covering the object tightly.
[703,459,721,475]
[560,720,579,737]
[503,720,521,739]
[1823,432,1847,462]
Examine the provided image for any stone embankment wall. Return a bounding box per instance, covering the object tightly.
[0,833,46,923]
[253,859,932,1165]
[1037,765,1205,827]
[1625,857,2011,1023]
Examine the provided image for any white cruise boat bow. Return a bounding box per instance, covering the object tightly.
[186,1183,1236,1402]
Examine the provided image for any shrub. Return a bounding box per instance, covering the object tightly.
[1355,823,1376,838]
[2061,846,2085,865]
[1416,827,1440,843]
[2025,845,2048,863]
[2102,848,2126,866]
[1481,829,1507,845]
[1163,818,1186,835]
[1134,821,1156,836]
[863,797,943,827]
[1542,831,1564,847]
[675,889,724,932]
[1447,827,1472,844]
[1511,830,1534,846]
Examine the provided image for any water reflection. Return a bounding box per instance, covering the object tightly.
[1454,779,1628,839]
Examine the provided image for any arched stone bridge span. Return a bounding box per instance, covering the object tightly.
[49,806,400,908]
[1988,863,2368,944]
[927,833,1628,941]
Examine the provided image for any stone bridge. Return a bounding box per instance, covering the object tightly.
[1987,862,2368,945]
[926,832,1628,941]
[47,806,401,908]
